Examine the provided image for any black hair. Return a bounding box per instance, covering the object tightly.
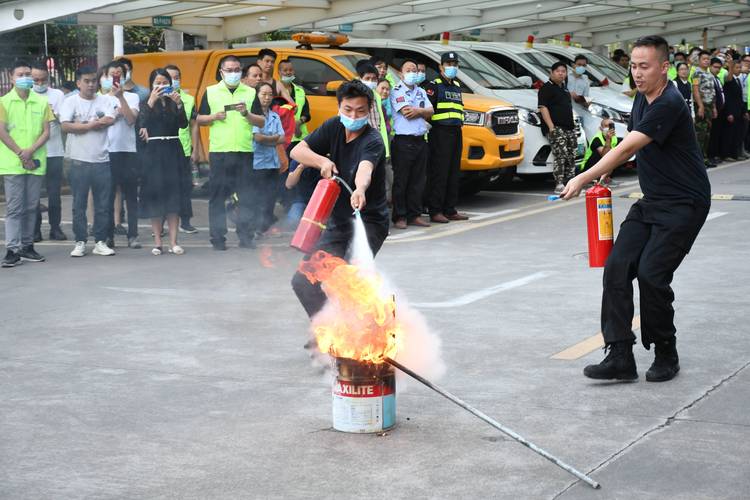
[632,35,670,62]
[164,64,181,77]
[278,58,293,68]
[219,55,241,69]
[115,57,133,70]
[31,60,48,72]
[337,80,372,107]
[674,51,687,60]
[550,61,566,72]
[612,48,625,57]
[401,58,419,70]
[75,65,98,80]
[698,50,711,58]
[62,81,76,92]
[255,81,274,94]
[11,59,31,73]
[369,55,385,66]
[111,60,128,74]
[710,57,723,67]
[357,63,378,79]
[258,48,277,61]
[626,68,636,89]
[242,63,261,77]
[742,54,750,60]
[148,68,173,89]
[618,54,629,62]
[574,54,588,64]
[378,78,392,87]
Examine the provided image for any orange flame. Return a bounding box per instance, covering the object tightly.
[259,246,275,268]
[299,251,402,364]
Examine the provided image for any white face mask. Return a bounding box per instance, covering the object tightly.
[363,80,378,90]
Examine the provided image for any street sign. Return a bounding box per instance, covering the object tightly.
[339,23,353,33]
[54,15,78,26]
[152,16,173,27]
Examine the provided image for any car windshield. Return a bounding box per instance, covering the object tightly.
[585,52,626,83]
[333,54,364,74]
[437,49,524,89]
[518,51,559,75]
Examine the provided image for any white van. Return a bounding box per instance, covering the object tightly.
[345,39,587,176]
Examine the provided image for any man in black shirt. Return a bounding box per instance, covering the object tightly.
[290,80,388,318]
[539,61,578,194]
[562,36,711,383]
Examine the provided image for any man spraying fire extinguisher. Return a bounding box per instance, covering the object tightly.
[290,80,389,319]
[562,36,711,383]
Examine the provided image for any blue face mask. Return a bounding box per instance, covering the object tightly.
[575,66,586,75]
[222,71,241,87]
[14,76,33,90]
[417,72,426,84]
[339,113,369,132]
[403,72,420,86]
[172,79,181,91]
[100,77,113,92]
[444,66,458,79]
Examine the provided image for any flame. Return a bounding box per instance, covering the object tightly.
[299,251,402,364]
[259,245,275,268]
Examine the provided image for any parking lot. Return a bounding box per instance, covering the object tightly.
[2,162,749,499]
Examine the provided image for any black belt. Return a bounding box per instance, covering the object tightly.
[394,134,426,141]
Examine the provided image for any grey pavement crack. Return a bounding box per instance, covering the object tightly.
[551,359,750,499]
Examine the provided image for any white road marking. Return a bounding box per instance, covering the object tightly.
[387,230,426,240]
[412,271,553,309]
[706,211,728,221]
[470,208,519,221]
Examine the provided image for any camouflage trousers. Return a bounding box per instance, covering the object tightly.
[549,127,578,184]
[694,113,711,163]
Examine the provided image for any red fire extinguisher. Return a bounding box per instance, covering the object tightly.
[585,183,614,267]
[290,178,341,254]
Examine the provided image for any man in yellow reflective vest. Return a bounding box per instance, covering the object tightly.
[423,52,468,223]
[0,59,53,267]
[580,119,618,173]
[278,59,310,149]
[197,55,265,250]
[165,64,201,234]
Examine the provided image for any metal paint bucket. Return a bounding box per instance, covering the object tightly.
[332,357,396,433]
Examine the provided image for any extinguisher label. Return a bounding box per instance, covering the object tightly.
[597,198,613,241]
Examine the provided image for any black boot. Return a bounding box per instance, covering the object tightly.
[49,226,68,241]
[583,341,638,380]
[646,338,680,382]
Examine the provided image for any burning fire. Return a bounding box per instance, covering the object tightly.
[299,251,402,363]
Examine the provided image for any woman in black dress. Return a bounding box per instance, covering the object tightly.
[139,68,188,255]
[673,62,693,115]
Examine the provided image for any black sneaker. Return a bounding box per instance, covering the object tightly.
[239,238,256,249]
[18,245,45,262]
[1,250,22,268]
[114,224,127,235]
[646,339,680,382]
[49,227,68,241]
[179,223,198,234]
[33,230,43,243]
[583,341,638,381]
[212,240,227,251]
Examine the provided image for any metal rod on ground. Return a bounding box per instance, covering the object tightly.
[384,357,601,489]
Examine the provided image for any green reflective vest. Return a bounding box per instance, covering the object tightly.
[667,66,677,81]
[206,82,256,153]
[289,82,309,142]
[373,92,390,158]
[718,67,728,85]
[580,131,618,172]
[430,77,464,125]
[178,89,195,157]
[0,88,49,176]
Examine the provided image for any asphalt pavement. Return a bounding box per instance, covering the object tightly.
[1,163,749,499]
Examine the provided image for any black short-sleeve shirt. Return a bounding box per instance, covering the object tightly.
[538,80,575,132]
[629,83,710,204]
[303,117,388,229]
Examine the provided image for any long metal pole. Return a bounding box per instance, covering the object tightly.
[384,357,601,489]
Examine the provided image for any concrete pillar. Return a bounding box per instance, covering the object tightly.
[97,25,114,67]
[193,35,208,50]
[165,29,184,51]
[113,25,124,57]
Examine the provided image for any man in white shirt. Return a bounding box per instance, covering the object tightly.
[102,61,141,249]
[31,62,68,241]
[60,65,116,257]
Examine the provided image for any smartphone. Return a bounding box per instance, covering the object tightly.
[163,86,173,95]
[113,74,120,86]
[608,123,615,131]
[32,159,41,169]
[224,103,240,111]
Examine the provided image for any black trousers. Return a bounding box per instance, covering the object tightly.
[719,114,745,159]
[179,155,193,222]
[108,152,140,239]
[601,199,709,348]
[237,168,277,241]
[208,152,252,244]
[291,220,389,318]
[35,156,64,232]
[427,125,462,216]
[391,135,428,221]
[708,116,722,159]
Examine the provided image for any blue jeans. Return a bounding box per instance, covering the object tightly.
[68,161,112,243]
[3,174,43,252]
[286,202,306,228]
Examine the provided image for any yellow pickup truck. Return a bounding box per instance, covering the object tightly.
[128,42,523,191]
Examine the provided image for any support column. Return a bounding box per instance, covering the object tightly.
[113,25,124,57]
[165,29,184,51]
[97,25,114,67]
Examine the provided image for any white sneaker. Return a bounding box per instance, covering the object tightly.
[93,240,115,256]
[70,241,86,257]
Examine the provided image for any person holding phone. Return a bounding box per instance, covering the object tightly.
[579,119,619,173]
[0,59,53,267]
[196,55,264,250]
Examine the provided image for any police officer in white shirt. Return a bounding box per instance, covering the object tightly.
[389,59,433,229]
[31,62,67,241]
[568,54,591,108]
